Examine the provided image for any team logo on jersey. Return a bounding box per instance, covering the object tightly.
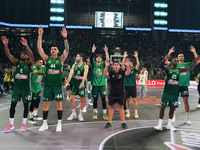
[118,74,122,79]
[15,74,27,79]
[48,69,59,74]
[180,72,187,75]
[49,59,52,61]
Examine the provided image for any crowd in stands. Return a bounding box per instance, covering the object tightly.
[1,29,200,91]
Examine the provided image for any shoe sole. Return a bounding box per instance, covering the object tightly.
[154,127,162,131]
[38,128,48,132]
[20,129,26,132]
[28,121,37,125]
[4,128,15,133]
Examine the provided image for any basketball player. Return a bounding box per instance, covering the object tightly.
[37,26,69,132]
[65,53,88,121]
[2,36,34,132]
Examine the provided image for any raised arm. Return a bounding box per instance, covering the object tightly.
[20,37,34,68]
[189,45,198,58]
[104,44,109,61]
[64,64,75,88]
[60,27,69,63]
[104,59,110,77]
[1,36,18,65]
[121,51,128,70]
[133,51,140,70]
[125,58,130,76]
[79,64,89,89]
[37,25,48,63]
[180,55,200,73]
[90,44,97,65]
[164,46,175,66]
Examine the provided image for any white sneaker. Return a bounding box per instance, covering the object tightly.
[67,113,77,121]
[78,114,84,122]
[196,104,200,109]
[56,123,62,132]
[83,107,87,113]
[154,124,162,130]
[166,125,176,131]
[172,115,176,123]
[186,119,191,125]
[38,121,48,132]
[178,101,181,105]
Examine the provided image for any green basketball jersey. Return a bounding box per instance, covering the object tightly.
[124,68,137,86]
[14,61,31,90]
[31,64,45,93]
[177,62,193,86]
[91,61,105,86]
[45,56,62,86]
[163,66,180,96]
[73,63,86,85]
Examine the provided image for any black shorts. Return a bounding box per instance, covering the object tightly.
[125,86,136,98]
[108,94,125,106]
[66,84,73,91]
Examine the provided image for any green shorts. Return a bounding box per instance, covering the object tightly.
[92,85,106,98]
[179,86,189,97]
[161,93,178,108]
[32,92,41,101]
[43,85,63,101]
[12,90,32,103]
[71,85,86,97]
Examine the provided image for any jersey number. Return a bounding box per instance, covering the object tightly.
[56,94,62,99]
[172,74,177,79]
[50,64,56,68]
[20,68,23,73]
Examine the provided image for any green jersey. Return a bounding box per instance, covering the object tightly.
[14,61,31,90]
[73,63,86,85]
[45,56,62,86]
[91,62,105,86]
[163,66,180,96]
[177,62,193,86]
[124,68,137,86]
[31,64,45,93]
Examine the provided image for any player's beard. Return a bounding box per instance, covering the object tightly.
[21,58,26,61]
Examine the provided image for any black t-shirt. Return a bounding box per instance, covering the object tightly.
[87,65,92,81]
[108,69,126,97]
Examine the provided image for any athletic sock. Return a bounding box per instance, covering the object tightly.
[126,109,130,113]
[33,110,38,116]
[135,110,138,114]
[103,109,107,114]
[23,118,27,124]
[93,108,97,113]
[10,118,14,124]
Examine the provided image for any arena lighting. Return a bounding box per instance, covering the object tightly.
[0,21,48,28]
[49,23,65,27]
[50,8,64,13]
[65,25,93,29]
[169,29,200,33]
[154,19,168,25]
[125,27,152,31]
[153,27,168,31]
[154,11,168,17]
[50,0,64,4]
[154,2,168,8]
[50,16,64,22]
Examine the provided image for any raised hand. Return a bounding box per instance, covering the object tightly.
[105,59,110,66]
[61,27,67,38]
[20,37,28,47]
[38,25,44,36]
[1,36,9,45]
[104,44,108,52]
[125,58,130,66]
[168,46,175,54]
[189,45,196,53]
[92,44,97,52]
[124,51,128,58]
[133,51,138,58]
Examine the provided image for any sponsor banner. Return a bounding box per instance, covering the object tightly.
[136,79,165,87]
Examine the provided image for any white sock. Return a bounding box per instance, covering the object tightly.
[29,112,33,118]
[168,119,172,126]
[135,110,138,114]
[103,109,107,114]
[57,120,62,124]
[10,118,14,124]
[67,95,69,99]
[43,120,47,124]
[72,109,76,115]
[79,109,83,114]
[158,119,163,125]
[186,112,189,120]
[23,118,27,124]
[93,108,97,113]
[122,121,125,123]
[33,110,38,116]
[126,109,130,113]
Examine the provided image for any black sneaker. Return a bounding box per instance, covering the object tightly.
[105,122,112,128]
[121,123,127,129]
